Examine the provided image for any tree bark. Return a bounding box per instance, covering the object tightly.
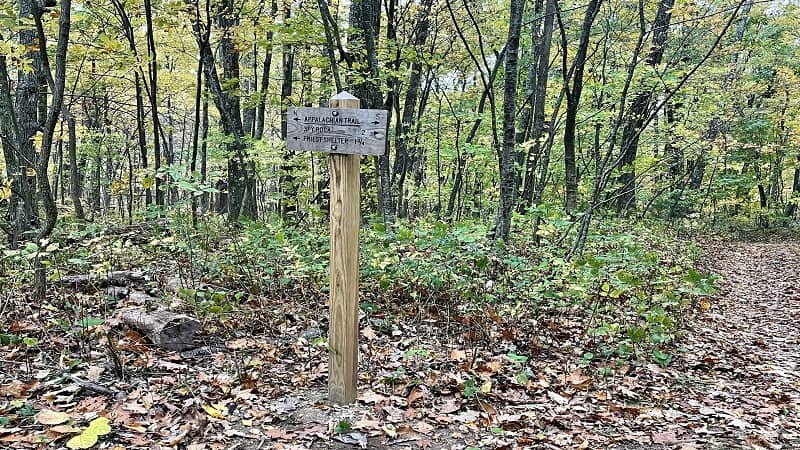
[494,0,525,243]
[521,0,555,208]
[67,116,84,220]
[254,0,278,140]
[120,309,200,352]
[144,0,163,207]
[615,0,674,213]
[279,1,296,218]
[391,0,433,218]
[561,0,602,213]
[191,0,254,222]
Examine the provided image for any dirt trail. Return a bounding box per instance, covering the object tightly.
[659,240,800,449]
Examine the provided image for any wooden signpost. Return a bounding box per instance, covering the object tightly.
[286,92,387,405]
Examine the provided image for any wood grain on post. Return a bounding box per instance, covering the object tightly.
[328,91,361,404]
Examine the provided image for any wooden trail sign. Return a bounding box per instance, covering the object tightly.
[287,105,387,156]
[287,92,386,405]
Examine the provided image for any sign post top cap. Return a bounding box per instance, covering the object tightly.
[331,91,359,101]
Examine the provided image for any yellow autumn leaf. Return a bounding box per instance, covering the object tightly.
[66,417,111,449]
[66,432,98,449]
[480,380,492,393]
[35,409,71,425]
[202,403,226,419]
[85,417,111,436]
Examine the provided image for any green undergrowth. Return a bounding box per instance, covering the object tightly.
[0,209,718,368]
[146,210,717,367]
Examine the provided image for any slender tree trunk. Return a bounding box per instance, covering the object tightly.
[200,90,209,212]
[561,0,602,213]
[12,0,42,241]
[144,0,163,207]
[255,0,277,140]
[494,0,525,243]
[615,0,675,213]
[191,56,203,227]
[33,0,71,297]
[134,72,151,206]
[521,0,555,208]
[191,0,254,222]
[391,0,433,217]
[317,0,343,93]
[279,3,296,218]
[65,116,84,220]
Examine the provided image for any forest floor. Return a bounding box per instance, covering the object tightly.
[1,238,799,449]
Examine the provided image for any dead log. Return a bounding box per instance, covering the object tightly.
[119,309,200,351]
[57,270,146,291]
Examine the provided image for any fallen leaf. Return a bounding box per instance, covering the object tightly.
[438,398,460,414]
[382,424,397,438]
[652,430,679,444]
[361,326,377,340]
[407,387,426,406]
[359,390,388,404]
[85,366,104,382]
[333,432,368,447]
[0,380,37,398]
[563,369,592,389]
[162,429,189,446]
[547,390,569,405]
[66,418,110,450]
[202,403,226,420]
[451,409,480,423]
[450,349,466,360]
[36,409,71,425]
[226,338,256,350]
[67,432,98,450]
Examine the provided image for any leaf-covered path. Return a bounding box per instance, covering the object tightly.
[658,239,800,449]
[611,239,800,449]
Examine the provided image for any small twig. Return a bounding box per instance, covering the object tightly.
[69,375,119,397]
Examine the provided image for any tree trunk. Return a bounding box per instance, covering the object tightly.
[191,56,203,227]
[67,116,85,220]
[144,0,163,207]
[200,90,209,212]
[615,0,675,213]
[494,0,525,243]
[521,0,555,208]
[192,0,254,222]
[391,0,433,218]
[255,0,278,140]
[33,0,72,297]
[279,3,296,218]
[561,0,602,214]
[11,0,42,243]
